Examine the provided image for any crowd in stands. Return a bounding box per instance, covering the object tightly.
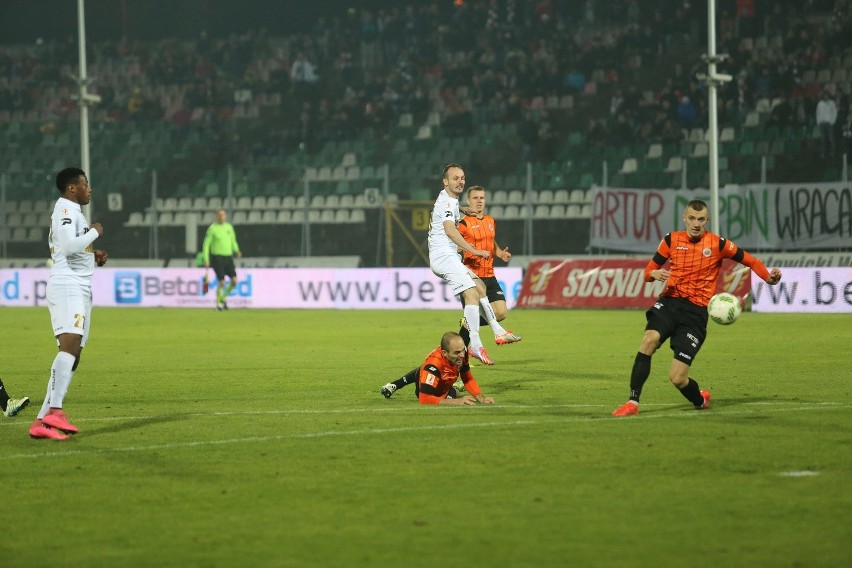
[1,0,851,190]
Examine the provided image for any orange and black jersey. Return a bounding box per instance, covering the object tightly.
[417,345,482,405]
[645,230,772,307]
[458,213,496,278]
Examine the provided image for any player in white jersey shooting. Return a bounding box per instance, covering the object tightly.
[427,164,514,366]
[29,167,108,440]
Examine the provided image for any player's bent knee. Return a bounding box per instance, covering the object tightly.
[639,330,661,353]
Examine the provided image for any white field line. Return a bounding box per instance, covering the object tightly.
[2,402,847,461]
[1,400,840,427]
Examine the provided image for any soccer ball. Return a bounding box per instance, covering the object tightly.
[707,292,742,325]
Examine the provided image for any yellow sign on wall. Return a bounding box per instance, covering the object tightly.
[412,208,430,231]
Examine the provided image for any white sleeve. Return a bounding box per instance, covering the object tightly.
[55,215,99,255]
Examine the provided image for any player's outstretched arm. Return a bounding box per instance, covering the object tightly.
[767,268,782,285]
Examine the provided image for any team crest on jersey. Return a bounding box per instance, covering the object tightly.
[702,247,712,257]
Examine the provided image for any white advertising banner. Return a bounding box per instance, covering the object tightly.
[0,267,523,310]
[751,267,852,313]
[589,183,852,252]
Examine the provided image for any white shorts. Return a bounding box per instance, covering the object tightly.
[430,252,477,296]
[47,279,92,346]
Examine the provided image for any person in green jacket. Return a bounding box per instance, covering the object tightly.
[202,209,242,310]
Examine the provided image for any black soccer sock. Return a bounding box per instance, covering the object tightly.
[393,367,420,389]
[0,378,9,411]
[678,378,705,407]
[629,353,652,402]
[459,324,470,347]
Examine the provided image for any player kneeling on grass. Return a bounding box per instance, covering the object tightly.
[382,332,494,406]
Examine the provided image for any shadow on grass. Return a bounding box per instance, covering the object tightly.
[84,413,190,437]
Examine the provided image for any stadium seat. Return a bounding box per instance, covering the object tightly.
[553,189,569,204]
[490,190,508,205]
[125,212,144,226]
[350,209,366,223]
[533,205,550,219]
[489,205,505,218]
[549,204,566,218]
[251,196,267,209]
[569,189,586,204]
[276,210,292,223]
[26,227,43,242]
[664,157,683,173]
[266,196,281,208]
[233,211,249,224]
[261,210,276,224]
[502,205,520,218]
[618,158,638,174]
[645,144,663,159]
[536,189,554,204]
[236,196,252,210]
[333,209,350,223]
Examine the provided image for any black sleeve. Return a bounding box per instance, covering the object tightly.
[418,363,442,396]
[719,237,746,262]
[651,233,671,265]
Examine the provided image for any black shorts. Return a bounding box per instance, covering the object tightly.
[481,275,506,304]
[210,254,237,280]
[645,296,708,366]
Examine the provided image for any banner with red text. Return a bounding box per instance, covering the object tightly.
[589,183,852,252]
[516,258,751,309]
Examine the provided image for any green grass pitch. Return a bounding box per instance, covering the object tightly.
[1,307,849,567]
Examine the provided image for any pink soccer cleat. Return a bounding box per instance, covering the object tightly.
[29,419,70,441]
[697,390,711,410]
[470,346,494,366]
[42,409,79,434]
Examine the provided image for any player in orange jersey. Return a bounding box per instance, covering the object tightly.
[457,186,521,346]
[612,199,782,417]
[381,332,495,405]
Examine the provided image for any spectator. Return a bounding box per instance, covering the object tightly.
[676,95,698,129]
[816,90,838,159]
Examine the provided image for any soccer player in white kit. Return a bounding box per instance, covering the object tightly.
[29,168,106,440]
[428,164,514,366]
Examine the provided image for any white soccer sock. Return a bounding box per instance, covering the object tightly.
[41,352,75,416]
[464,304,483,350]
[480,298,507,335]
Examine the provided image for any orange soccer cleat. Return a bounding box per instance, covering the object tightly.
[611,401,639,417]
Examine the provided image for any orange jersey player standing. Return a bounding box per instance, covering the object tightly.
[612,199,782,417]
[456,185,521,347]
